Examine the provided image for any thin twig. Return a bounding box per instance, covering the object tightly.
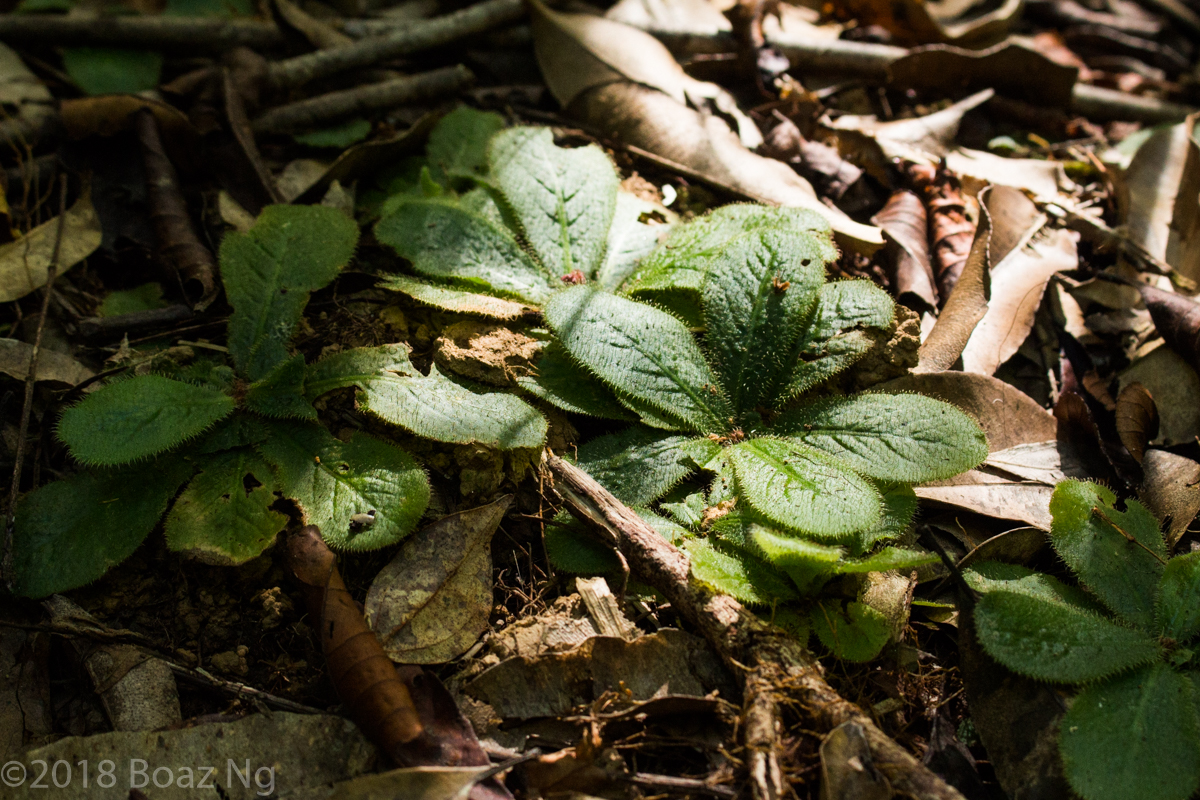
[0,14,283,50]
[166,663,327,715]
[3,174,68,589]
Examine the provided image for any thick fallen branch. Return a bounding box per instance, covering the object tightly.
[546,455,965,800]
[0,14,283,50]
[268,0,523,89]
[253,64,473,134]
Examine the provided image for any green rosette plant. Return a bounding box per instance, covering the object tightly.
[371,107,674,321]
[968,480,1200,800]
[12,205,546,598]
[539,207,989,660]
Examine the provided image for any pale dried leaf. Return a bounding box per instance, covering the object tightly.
[0,185,102,303]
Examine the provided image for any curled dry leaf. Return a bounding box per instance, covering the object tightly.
[529,0,883,251]
[1139,449,1200,546]
[910,163,979,302]
[1119,346,1200,446]
[1135,280,1200,375]
[365,497,510,664]
[872,189,938,312]
[1115,382,1159,464]
[0,182,102,303]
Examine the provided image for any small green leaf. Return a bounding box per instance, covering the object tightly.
[684,537,798,606]
[377,274,531,320]
[1050,481,1165,630]
[1060,664,1200,800]
[965,561,1105,612]
[836,547,938,574]
[426,106,504,186]
[195,413,270,454]
[974,589,1160,683]
[779,280,895,400]
[811,599,891,662]
[544,512,623,574]
[12,460,194,597]
[62,48,162,96]
[636,508,690,544]
[257,423,430,551]
[164,449,286,565]
[660,486,707,528]
[244,354,317,420]
[222,205,359,380]
[58,375,235,465]
[595,192,674,291]
[98,283,167,317]
[730,438,881,538]
[293,118,372,149]
[574,426,711,506]
[375,198,552,304]
[307,344,547,450]
[848,483,917,556]
[775,393,988,483]
[701,229,825,414]
[517,341,636,420]
[544,285,731,434]
[1158,551,1200,641]
[489,126,619,277]
[748,524,844,593]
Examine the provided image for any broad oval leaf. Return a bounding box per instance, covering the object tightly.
[811,599,891,662]
[425,106,505,186]
[683,537,798,606]
[257,423,431,551]
[702,228,825,414]
[489,126,619,278]
[544,285,730,433]
[973,589,1160,683]
[1050,480,1165,630]
[730,438,882,538]
[164,449,287,565]
[574,425,710,506]
[965,561,1105,612]
[1157,551,1200,642]
[779,280,895,402]
[58,375,235,466]
[12,460,194,597]
[775,393,988,483]
[308,344,547,450]
[375,198,552,304]
[1060,664,1200,800]
[221,205,359,380]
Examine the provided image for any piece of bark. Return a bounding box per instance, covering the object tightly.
[546,455,966,800]
[133,110,218,311]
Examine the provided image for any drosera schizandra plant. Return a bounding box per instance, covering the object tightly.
[369,106,676,320]
[968,480,1200,800]
[540,204,989,661]
[12,205,546,599]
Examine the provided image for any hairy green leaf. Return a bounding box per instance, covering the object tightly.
[59,375,235,466]
[965,561,1103,612]
[780,280,895,400]
[1060,664,1200,800]
[426,106,504,186]
[12,460,194,597]
[730,438,881,538]
[544,514,623,574]
[812,599,891,662]
[222,205,359,380]
[837,547,939,574]
[661,486,707,528]
[489,126,619,278]
[1050,481,1165,630]
[776,393,988,483]
[574,426,715,506]
[974,589,1160,682]
[1158,551,1200,642]
[196,413,269,455]
[307,344,547,450]
[244,355,317,420]
[377,273,531,320]
[684,537,798,606]
[849,483,917,556]
[637,508,690,544]
[164,449,287,565]
[544,285,730,433]
[258,423,430,551]
[747,524,844,593]
[595,192,674,291]
[517,341,636,420]
[702,229,825,414]
[375,198,552,304]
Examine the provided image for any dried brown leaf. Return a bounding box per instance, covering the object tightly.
[1115,382,1159,464]
[1139,449,1200,546]
[872,189,938,312]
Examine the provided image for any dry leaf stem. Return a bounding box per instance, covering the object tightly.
[253,65,474,134]
[546,455,966,800]
[2,175,68,589]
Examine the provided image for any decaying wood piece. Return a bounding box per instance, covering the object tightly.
[546,455,965,800]
[0,14,283,50]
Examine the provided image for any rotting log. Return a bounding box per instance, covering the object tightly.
[545,454,966,800]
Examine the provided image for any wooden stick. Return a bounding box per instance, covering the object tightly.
[0,14,283,50]
[545,455,966,800]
